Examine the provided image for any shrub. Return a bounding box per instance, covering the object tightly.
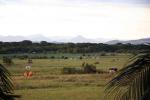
[50,56,55,59]
[82,54,86,56]
[30,56,48,59]
[62,63,99,74]
[61,56,68,59]
[62,67,83,74]
[96,69,107,74]
[3,56,13,65]
[64,57,68,59]
[79,56,83,59]
[100,53,106,56]
[28,59,33,64]
[110,53,116,56]
[83,63,96,74]
[87,55,90,57]
[61,56,64,59]
[94,61,99,64]
[16,55,28,59]
[82,62,85,67]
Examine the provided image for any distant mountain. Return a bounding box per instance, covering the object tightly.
[69,35,95,43]
[106,38,150,45]
[1,34,150,44]
[0,35,26,42]
[0,34,51,42]
[95,38,111,43]
[27,34,51,42]
[50,36,71,43]
[67,35,110,43]
[0,35,110,43]
[106,40,123,44]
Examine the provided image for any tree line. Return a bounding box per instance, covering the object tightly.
[0,40,150,54]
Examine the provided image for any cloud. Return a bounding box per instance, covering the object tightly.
[0,0,150,40]
[65,0,150,5]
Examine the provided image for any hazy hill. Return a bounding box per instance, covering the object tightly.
[0,35,109,43]
[106,38,150,45]
[0,34,150,44]
[0,35,26,42]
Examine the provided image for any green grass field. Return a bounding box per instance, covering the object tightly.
[15,86,104,100]
[0,53,133,100]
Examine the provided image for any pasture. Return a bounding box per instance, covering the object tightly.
[0,53,132,100]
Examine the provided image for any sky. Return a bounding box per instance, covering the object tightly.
[0,0,150,40]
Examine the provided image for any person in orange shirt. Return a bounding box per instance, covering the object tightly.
[24,65,33,78]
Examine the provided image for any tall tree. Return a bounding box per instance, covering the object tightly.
[105,54,150,100]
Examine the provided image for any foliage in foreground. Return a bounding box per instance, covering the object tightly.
[105,54,150,100]
[0,64,15,100]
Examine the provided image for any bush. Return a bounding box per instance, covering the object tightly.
[79,56,83,59]
[17,55,28,59]
[61,56,65,59]
[94,61,99,64]
[30,56,48,59]
[62,63,100,74]
[110,53,116,56]
[96,69,107,74]
[64,57,68,59]
[50,56,55,59]
[82,54,86,56]
[62,67,83,74]
[3,56,13,65]
[28,59,33,64]
[100,53,106,56]
[82,63,96,74]
[82,62,85,67]
[61,56,68,59]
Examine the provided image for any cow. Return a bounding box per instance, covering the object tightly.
[109,67,118,74]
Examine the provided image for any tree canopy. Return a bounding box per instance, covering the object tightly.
[0,41,149,54]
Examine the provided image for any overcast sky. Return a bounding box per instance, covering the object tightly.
[0,0,150,40]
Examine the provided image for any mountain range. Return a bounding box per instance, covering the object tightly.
[0,34,150,44]
[106,38,150,45]
[0,34,110,43]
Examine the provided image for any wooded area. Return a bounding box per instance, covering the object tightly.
[0,40,150,54]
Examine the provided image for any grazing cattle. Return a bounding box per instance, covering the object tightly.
[109,68,118,73]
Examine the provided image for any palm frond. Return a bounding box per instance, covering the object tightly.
[0,64,14,100]
[105,54,150,100]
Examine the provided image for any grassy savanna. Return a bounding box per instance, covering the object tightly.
[15,87,104,100]
[0,53,132,100]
